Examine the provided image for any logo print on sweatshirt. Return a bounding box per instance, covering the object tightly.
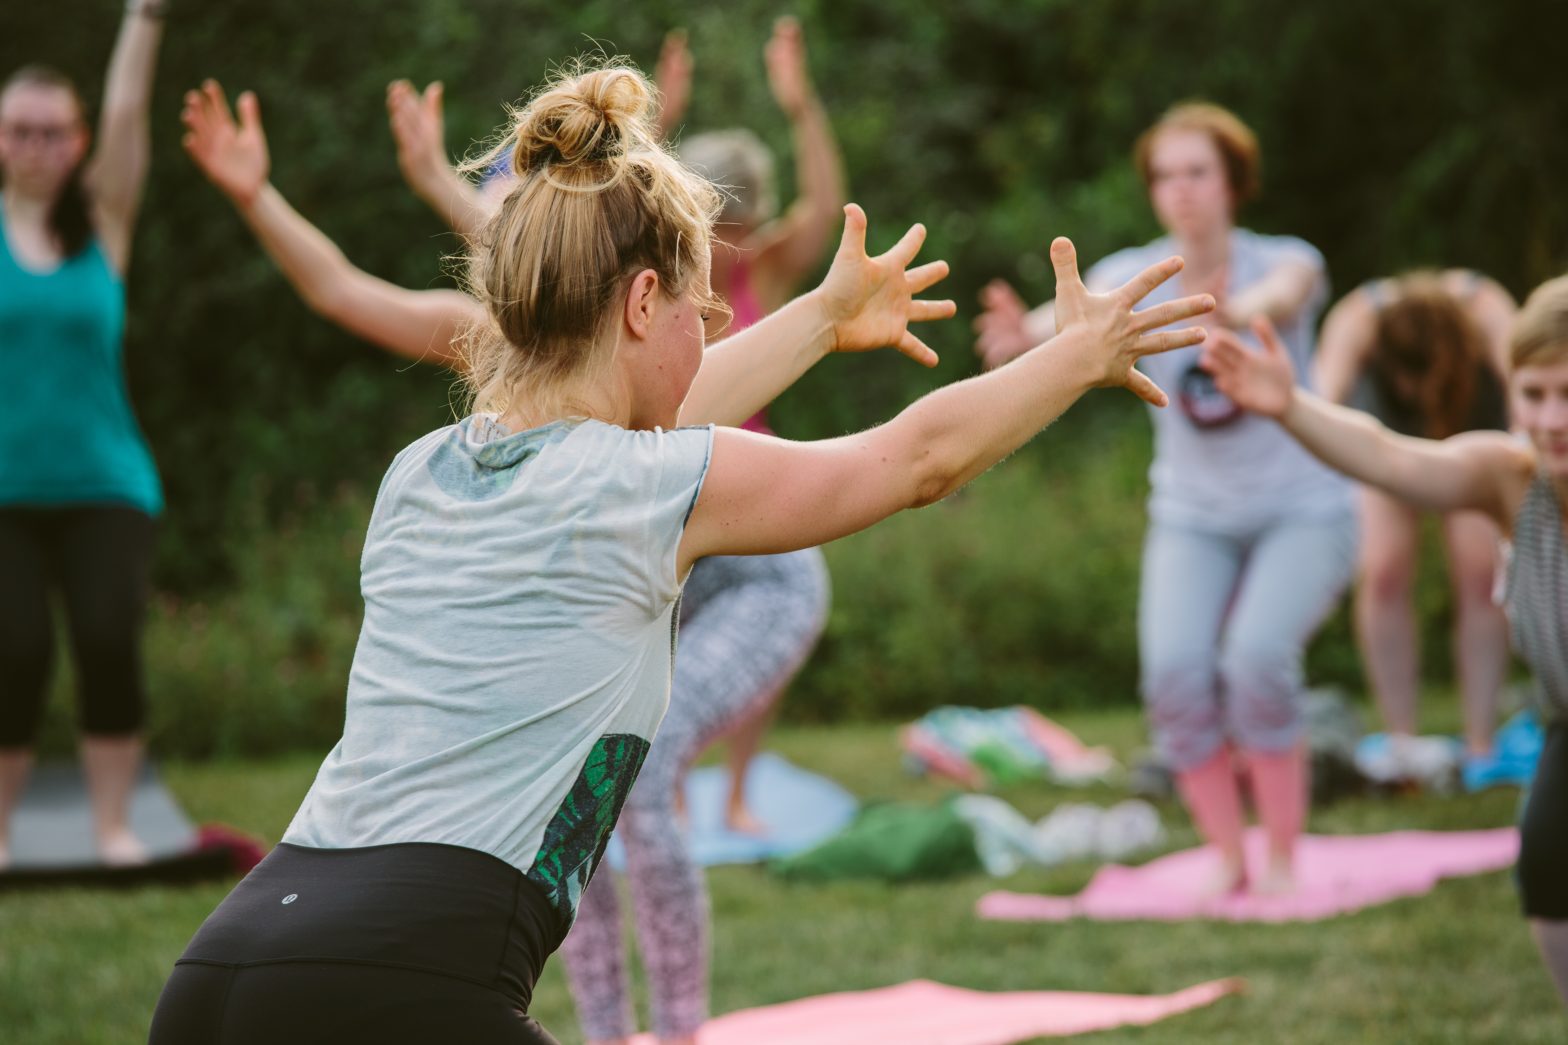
[526,733,651,922]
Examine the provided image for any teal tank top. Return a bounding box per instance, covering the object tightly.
[0,211,162,515]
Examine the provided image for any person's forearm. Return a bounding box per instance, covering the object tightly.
[235,184,471,363]
[86,3,165,222]
[1279,389,1479,511]
[788,95,847,229]
[891,330,1098,506]
[678,293,832,427]
[1223,261,1318,326]
[237,184,362,317]
[413,162,490,240]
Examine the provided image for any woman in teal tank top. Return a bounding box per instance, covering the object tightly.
[0,2,168,869]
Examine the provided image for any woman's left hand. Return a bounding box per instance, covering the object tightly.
[814,204,954,366]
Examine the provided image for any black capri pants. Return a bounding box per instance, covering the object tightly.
[0,505,155,746]
[149,842,563,1044]
[1519,722,1568,920]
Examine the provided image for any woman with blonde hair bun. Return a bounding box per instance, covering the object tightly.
[151,61,1211,1043]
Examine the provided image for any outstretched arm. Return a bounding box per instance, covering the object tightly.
[386,79,491,241]
[678,239,1213,570]
[1204,318,1534,524]
[679,205,951,427]
[183,81,477,366]
[84,1,167,273]
[1221,258,1323,328]
[749,17,848,302]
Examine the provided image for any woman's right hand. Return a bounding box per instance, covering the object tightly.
[1049,237,1212,406]
[181,80,269,207]
[972,279,1038,369]
[1201,317,1299,419]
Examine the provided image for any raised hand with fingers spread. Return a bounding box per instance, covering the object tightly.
[180,80,268,205]
[1048,237,1211,407]
[814,203,953,366]
[973,278,1042,369]
[1201,317,1299,419]
[385,77,490,239]
[386,79,447,191]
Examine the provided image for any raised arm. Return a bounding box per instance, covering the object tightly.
[678,239,1214,571]
[182,81,477,366]
[1311,286,1377,403]
[653,30,693,140]
[678,205,950,427]
[1205,318,1534,525]
[749,18,848,302]
[386,79,491,241]
[83,0,166,273]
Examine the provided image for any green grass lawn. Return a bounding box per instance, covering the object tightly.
[0,710,1558,1043]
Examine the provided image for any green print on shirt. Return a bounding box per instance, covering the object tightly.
[527,733,652,921]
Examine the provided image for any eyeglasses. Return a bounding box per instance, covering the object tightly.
[0,123,82,147]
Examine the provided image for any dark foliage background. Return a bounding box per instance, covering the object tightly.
[7,0,1566,750]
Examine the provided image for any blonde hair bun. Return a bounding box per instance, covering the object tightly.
[510,67,655,175]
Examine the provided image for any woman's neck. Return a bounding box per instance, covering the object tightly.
[1174,223,1232,288]
[2,186,54,230]
[496,365,643,433]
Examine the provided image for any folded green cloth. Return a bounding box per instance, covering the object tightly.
[770,799,981,882]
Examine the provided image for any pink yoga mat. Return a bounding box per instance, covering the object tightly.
[628,978,1241,1045]
[978,828,1518,924]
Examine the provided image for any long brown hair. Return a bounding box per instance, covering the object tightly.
[1370,273,1490,439]
[1,65,92,258]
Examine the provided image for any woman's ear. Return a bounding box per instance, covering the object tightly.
[623,268,661,341]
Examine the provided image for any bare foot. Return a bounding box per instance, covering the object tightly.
[97,827,149,867]
[1252,860,1297,896]
[1197,854,1248,900]
[724,802,768,837]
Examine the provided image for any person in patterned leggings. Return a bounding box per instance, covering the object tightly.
[1203,275,1568,1007]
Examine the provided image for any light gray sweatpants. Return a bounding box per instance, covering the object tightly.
[1138,513,1357,772]
[559,548,830,1041]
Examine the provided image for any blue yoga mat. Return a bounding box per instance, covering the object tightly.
[606,752,858,869]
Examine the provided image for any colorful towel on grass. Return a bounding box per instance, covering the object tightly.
[901,706,1117,790]
[606,753,858,870]
[977,827,1519,923]
[627,977,1242,1044]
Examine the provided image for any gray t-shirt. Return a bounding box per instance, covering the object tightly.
[285,415,713,926]
[1086,228,1352,533]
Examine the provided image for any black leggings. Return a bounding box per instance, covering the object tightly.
[1519,721,1568,920]
[150,843,563,1044]
[0,505,154,746]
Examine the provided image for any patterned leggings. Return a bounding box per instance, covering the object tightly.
[559,548,830,1041]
